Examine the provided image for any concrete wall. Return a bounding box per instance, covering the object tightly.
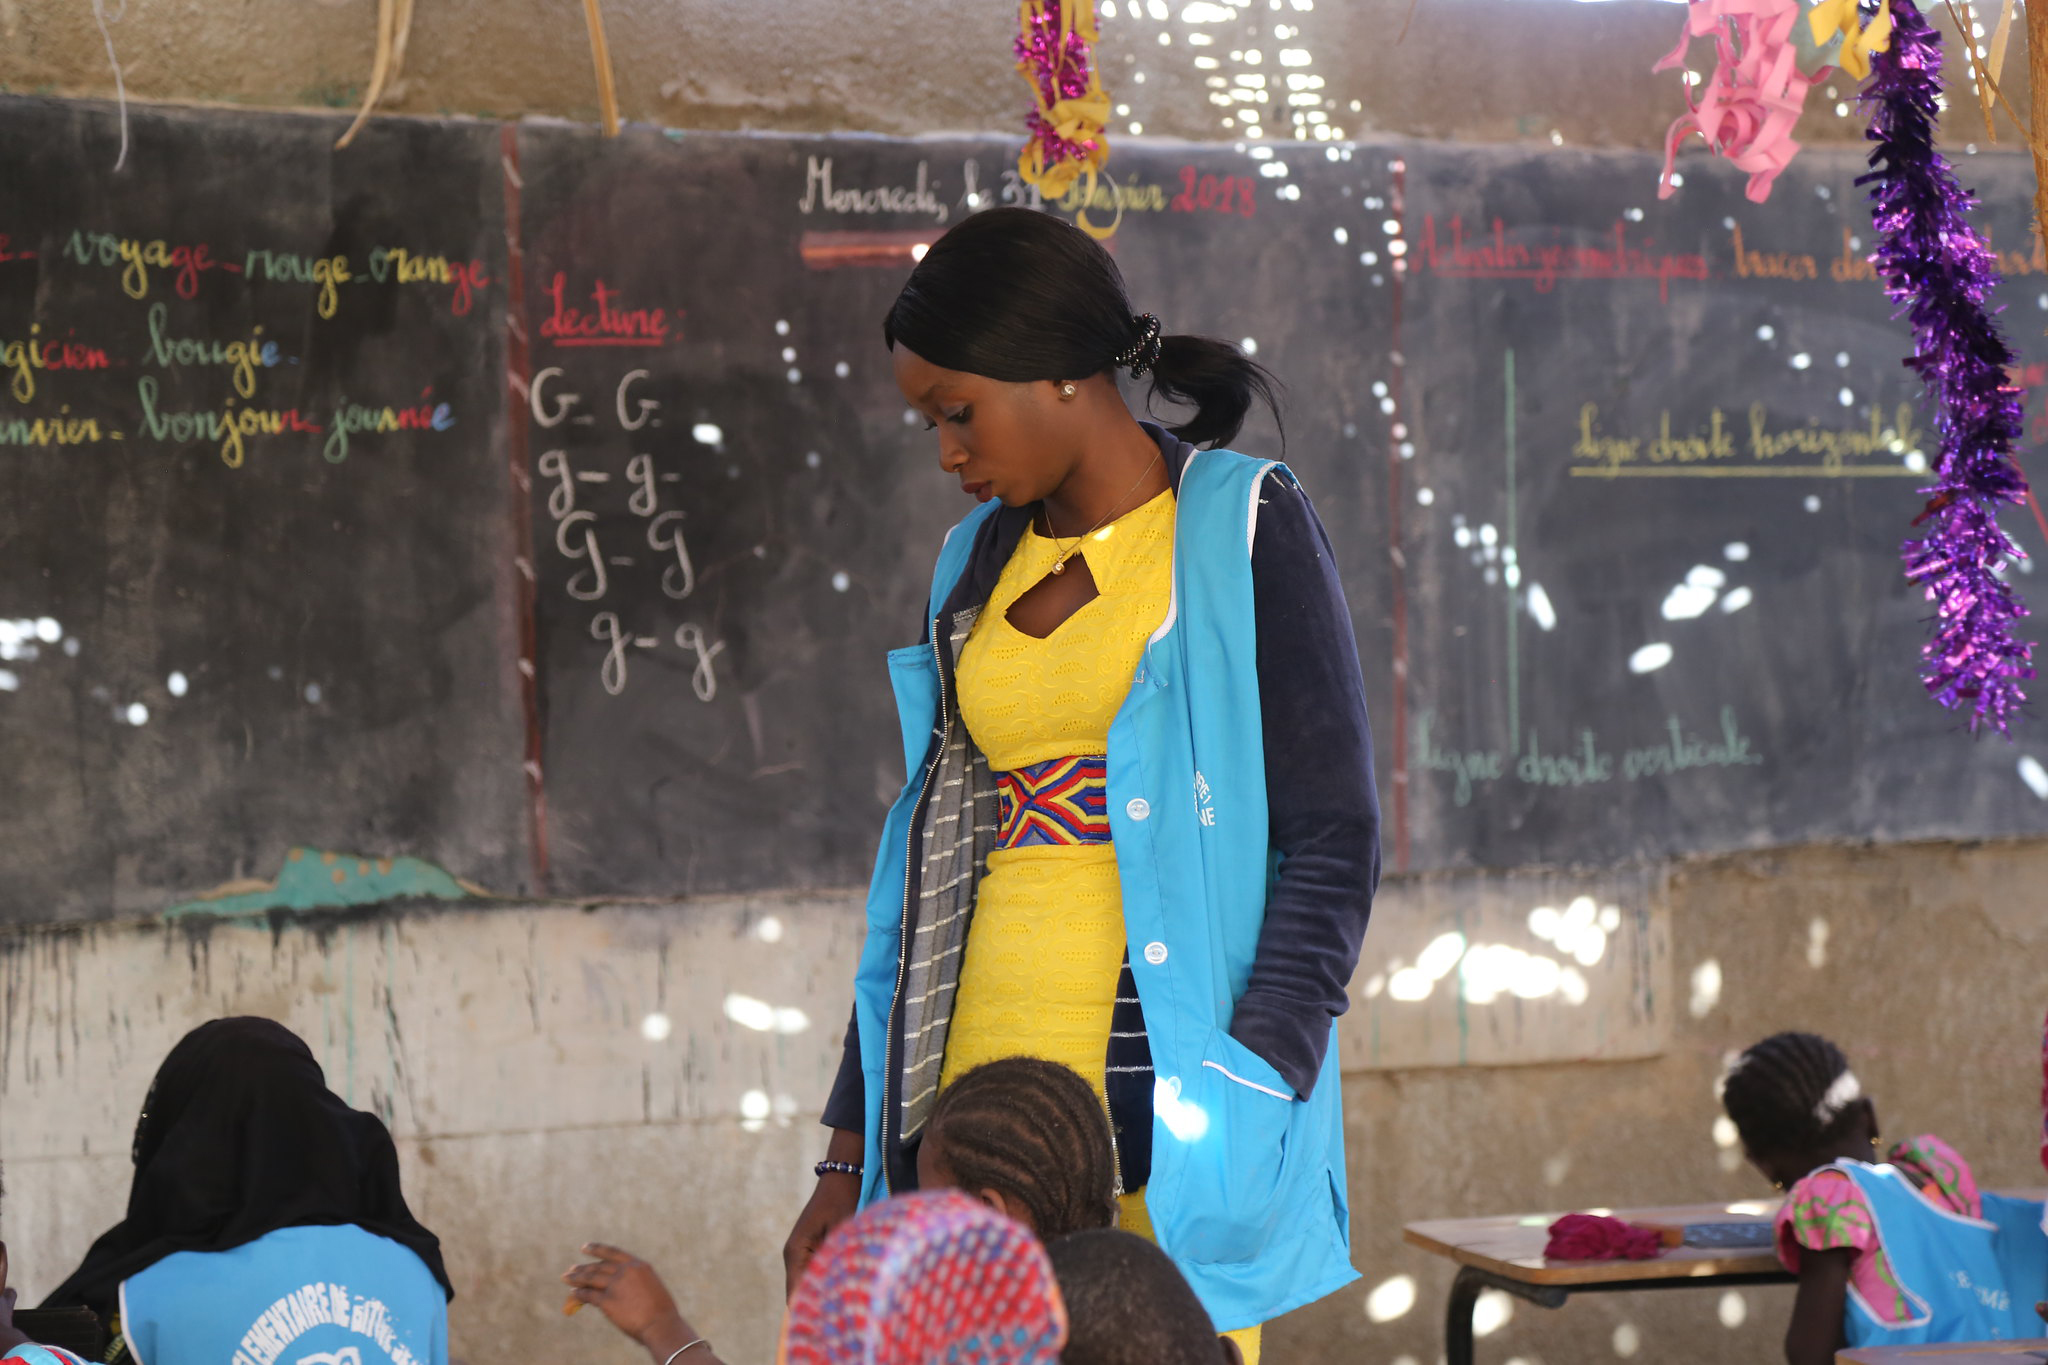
[5,839,2044,1365]
[1,0,2005,152]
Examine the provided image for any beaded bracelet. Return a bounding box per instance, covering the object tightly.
[814,1159,863,1178]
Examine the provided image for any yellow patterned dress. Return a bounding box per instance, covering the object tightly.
[940,488,1262,1363]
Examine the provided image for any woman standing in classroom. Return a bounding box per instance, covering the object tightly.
[781,208,1382,1360]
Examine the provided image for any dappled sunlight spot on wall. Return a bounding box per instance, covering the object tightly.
[1472,1289,1514,1337]
[1713,1115,1743,1171]
[724,992,811,1034]
[1341,870,1666,1069]
[1528,896,1610,966]
[738,1089,799,1133]
[1629,641,1675,674]
[1364,1273,1416,1323]
[640,1012,672,1042]
[1806,917,1829,968]
[2019,754,2048,799]
[1689,959,1723,1018]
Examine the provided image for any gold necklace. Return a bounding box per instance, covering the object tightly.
[1044,453,1162,575]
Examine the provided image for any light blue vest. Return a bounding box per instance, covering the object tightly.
[119,1225,447,1365]
[1831,1161,2048,1348]
[853,448,1358,1330]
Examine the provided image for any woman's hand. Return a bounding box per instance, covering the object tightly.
[563,1243,710,1364]
[783,1129,865,1298]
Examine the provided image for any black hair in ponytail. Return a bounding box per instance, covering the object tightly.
[883,207,1282,450]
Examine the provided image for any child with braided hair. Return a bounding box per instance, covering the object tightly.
[1720,1031,2048,1364]
[915,1058,1120,1239]
[565,1059,1116,1363]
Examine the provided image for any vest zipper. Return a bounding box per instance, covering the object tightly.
[881,617,951,1194]
[1101,1080,1125,1198]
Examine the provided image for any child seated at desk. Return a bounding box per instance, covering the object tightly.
[1721,1031,2048,1365]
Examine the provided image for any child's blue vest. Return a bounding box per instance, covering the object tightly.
[852,449,1358,1331]
[119,1225,447,1365]
[1829,1160,2048,1349]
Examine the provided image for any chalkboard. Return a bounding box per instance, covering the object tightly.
[0,98,527,918]
[511,128,1392,894]
[7,94,2046,916]
[514,125,2048,888]
[1399,143,2048,867]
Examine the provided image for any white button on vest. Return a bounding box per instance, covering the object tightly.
[1125,797,1151,821]
[1144,941,1168,965]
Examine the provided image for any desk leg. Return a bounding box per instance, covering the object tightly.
[1445,1265,1485,1365]
[1443,1266,1571,1365]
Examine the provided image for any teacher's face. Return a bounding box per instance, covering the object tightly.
[893,345,1083,508]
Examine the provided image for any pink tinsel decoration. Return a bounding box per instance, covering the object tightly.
[1653,0,1830,203]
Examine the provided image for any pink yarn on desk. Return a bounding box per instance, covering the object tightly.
[1544,1213,1664,1261]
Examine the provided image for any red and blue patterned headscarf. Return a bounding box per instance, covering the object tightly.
[781,1191,1067,1365]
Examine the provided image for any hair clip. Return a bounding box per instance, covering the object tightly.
[1113,313,1164,378]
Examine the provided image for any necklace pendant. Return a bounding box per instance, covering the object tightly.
[1049,559,1066,575]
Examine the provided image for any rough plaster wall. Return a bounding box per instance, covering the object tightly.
[2,0,2015,150]
[1,892,868,1365]
[5,840,2044,1365]
[1299,838,2048,1365]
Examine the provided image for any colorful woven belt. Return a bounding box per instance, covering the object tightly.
[995,755,1111,848]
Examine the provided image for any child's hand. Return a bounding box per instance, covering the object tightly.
[562,1244,691,1353]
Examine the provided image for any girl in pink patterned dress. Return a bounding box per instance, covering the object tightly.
[1720,1032,2047,1365]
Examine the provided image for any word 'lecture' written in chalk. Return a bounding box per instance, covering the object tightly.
[539,274,679,348]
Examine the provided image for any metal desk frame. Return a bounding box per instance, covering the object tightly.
[1442,1261,1795,1365]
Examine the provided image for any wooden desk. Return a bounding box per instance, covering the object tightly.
[1404,1200,1794,1365]
[1838,1343,2048,1364]
[1407,1190,2048,1365]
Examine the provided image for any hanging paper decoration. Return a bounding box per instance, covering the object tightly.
[1014,0,1113,227]
[1861,0,2034,732]
[1652,0,1831,203]
[1809,0,1894,82]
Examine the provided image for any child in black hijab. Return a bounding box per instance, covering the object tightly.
[42,1018,452,1365]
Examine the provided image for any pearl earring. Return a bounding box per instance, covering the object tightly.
[1060,382,1076,398]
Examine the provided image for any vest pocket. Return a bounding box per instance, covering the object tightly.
[1165,1029,1302,1266]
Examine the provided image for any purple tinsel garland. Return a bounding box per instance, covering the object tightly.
[1858,0,2035,732]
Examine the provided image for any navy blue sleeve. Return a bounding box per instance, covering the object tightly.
[1226,472,1382,1100]
[822,1009,865,1131]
